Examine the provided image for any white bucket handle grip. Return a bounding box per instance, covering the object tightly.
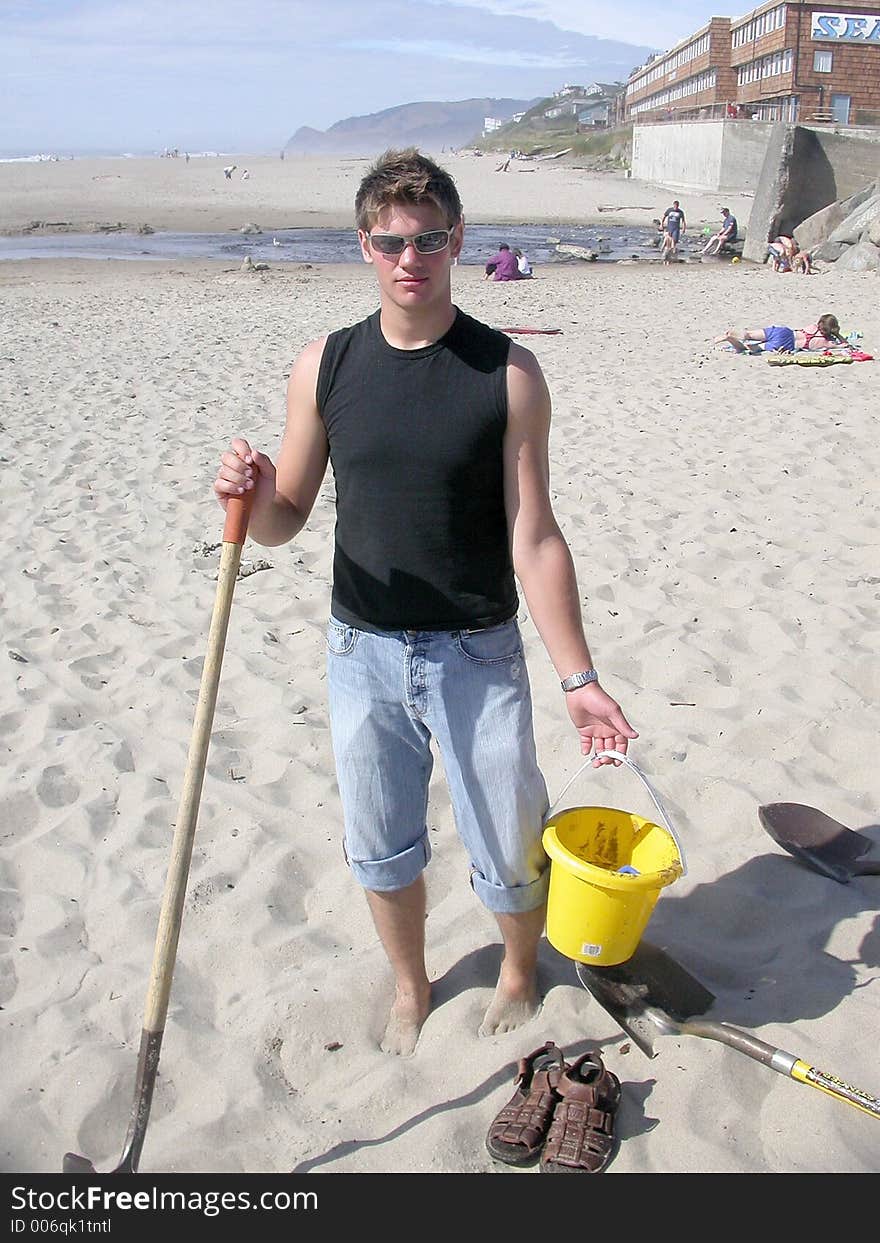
[545,750,688,876]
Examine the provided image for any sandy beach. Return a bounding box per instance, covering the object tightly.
[1,154,879,1179]
[0,151,757,235]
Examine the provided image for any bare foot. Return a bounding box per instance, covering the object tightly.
[380,984,432,1056]
[478,970,541,1037]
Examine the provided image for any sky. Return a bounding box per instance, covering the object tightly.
[1,0,744,155]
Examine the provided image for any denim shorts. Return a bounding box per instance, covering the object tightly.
[326,616,550,914]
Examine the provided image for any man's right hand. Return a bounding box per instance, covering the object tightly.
[214,437,277,512]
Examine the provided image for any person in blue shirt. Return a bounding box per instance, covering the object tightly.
[661,200,686,245]
[703,207,738,256]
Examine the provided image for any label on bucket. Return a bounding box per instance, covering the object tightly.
[581,942,604,957]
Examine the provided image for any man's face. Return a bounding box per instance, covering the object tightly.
[358,201,463,311]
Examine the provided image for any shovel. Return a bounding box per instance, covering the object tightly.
[63,492,254,1174]
[758,802,880,883]
[576,940,880,1120]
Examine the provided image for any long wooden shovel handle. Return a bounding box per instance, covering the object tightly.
[144,492,253,1030]
[119,492,254,1172]
[682,1020,880,1120]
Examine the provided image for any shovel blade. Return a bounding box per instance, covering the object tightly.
[63,1153,98,1174]
[758,802,875,883]
[576,940,716,1058]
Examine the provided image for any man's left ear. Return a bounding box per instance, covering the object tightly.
[450,218,464,261]
[357,229,373,265]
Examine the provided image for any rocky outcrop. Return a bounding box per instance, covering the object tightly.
[743,124,880,267]
[801,181,880,271]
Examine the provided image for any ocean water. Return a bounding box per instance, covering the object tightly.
[0,221,671,266]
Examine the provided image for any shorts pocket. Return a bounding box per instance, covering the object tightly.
[455,620,522,665]
[327,617,359,656]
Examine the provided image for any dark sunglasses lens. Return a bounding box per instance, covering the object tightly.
[414,231,450,253]
[370,234,405,254]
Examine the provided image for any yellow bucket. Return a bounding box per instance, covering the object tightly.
[542,754,686,966]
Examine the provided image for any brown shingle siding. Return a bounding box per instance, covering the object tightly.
[626,0,880,122]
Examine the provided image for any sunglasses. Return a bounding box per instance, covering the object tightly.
[367,228,453,256]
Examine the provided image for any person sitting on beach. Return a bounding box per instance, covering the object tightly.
[703,207,737,256]
[514,248,533,277]
[223,164,237,179]
[485,242,523,281]
[212,147,637,1057]
[714,313,844,353]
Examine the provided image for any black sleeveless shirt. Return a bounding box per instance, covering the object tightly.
[316,307,518,631]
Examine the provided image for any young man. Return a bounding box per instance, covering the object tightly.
[661,200,686,248]
[213,149,637,1057]
[702,207,738,256]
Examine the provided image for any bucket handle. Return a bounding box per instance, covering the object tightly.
[545,750,688,877]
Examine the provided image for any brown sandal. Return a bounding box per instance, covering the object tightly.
[540,1050,621,1174]
[486,1041,567,1166]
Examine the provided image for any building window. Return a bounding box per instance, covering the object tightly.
[813,50,832,73]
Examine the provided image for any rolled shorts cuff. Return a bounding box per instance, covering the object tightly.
[345,832,431,892]
[469,865,550,915]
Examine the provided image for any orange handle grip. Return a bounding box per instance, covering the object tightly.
[222,487,255,545]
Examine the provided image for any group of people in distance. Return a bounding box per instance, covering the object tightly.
[766,232,813,274]
[660,202,819,276]
[658,202,739,262]
[484,242,533,280]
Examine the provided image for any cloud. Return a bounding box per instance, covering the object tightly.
[428,0,730,48]
[1,0,663,153]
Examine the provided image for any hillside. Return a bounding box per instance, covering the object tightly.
[285,98,537,156]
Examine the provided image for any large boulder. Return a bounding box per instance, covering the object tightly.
[826,192,880,245]
[745,125,880,264]
[793,181,878,252]
[812,238,851,262]
[832,239,880,271]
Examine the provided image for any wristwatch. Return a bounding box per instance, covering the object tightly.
[560,668,598,692]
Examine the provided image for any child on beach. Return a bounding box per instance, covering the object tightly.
[213,148,636,1057]
[767,234,813,274]
[514,247,533,277]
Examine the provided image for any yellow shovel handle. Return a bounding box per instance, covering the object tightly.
[790,1059,880,1120]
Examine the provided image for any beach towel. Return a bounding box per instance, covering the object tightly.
[498,327,563,335]
[766,353,853,367]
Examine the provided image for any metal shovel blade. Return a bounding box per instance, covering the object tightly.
[575,939,715,1057]
[758,802,880,883]
[576,940,880,1119]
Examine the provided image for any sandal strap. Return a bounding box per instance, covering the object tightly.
[490,1087,560,1148]
[541,1055,621,1172]
[544,1100,616,1166]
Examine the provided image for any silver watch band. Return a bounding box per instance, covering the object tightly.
[560,668,598,692]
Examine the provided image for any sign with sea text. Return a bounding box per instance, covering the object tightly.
[812,11,880,41]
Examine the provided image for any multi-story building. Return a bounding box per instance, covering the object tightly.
[625,18,737,121]
[625,2,880,126]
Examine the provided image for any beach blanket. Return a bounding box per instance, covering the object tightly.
[766,353,852,366]
[765,349,873,366]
